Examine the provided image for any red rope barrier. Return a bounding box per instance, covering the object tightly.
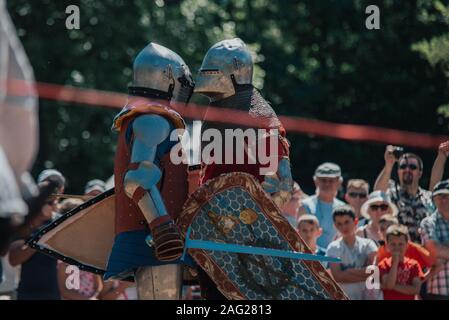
[5,79,449,149]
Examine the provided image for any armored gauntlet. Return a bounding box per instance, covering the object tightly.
[149,216,184,262]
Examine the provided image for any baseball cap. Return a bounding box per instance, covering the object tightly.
[432,180,449,197]
[84,179,106,194]
[37,169,65,188]
[314,162,342,178]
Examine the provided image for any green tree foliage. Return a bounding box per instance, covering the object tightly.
[413,0,449,118]
[6,0,449,194]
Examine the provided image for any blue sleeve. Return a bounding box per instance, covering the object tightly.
[301,198,312,215]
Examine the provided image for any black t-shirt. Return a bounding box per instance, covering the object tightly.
[17,249,60,300]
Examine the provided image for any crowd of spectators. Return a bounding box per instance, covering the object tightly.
[283,143,449,300]
[2,142,449,300]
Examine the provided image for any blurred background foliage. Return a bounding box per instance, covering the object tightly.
[6,0,449,195]
[413,1,449,118]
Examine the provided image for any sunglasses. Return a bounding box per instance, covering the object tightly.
[369,204,389,211]
[399,163,418,171]
[348,192,368,199]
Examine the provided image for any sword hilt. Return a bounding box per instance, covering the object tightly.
[180,226,192,262]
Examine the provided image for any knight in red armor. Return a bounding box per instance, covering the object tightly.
[193,38,294,299]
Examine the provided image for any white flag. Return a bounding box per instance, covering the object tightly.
[0,0,38,217]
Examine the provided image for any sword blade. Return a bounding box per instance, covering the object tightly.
[185,238,341,264]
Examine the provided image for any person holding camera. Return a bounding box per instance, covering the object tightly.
[429,141,449,192]
[374,146,434,244]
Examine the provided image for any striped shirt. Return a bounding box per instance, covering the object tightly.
[388,182,434,243]
[420,211,449,296]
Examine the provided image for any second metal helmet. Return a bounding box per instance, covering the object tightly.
[195,38,253,101]
[130,42,194,103]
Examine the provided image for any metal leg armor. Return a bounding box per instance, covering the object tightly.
[135,264,183,300]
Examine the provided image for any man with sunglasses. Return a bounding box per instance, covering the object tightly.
[374,145,434,243]
[344,179,369,226]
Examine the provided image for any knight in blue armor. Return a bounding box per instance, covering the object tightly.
[104,42,195,299]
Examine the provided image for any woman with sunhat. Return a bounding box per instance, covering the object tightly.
[357,191,398,245]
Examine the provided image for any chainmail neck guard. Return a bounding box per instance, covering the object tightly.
[210,87,282,129]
